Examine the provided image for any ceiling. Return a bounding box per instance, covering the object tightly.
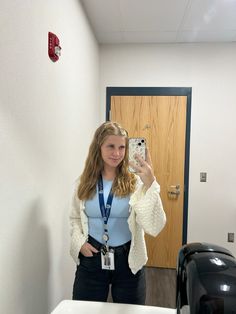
[80,0,236,44]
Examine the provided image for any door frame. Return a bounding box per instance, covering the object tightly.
[106,86,192,245]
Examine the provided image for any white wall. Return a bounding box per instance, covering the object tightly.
[0,1,100,313]
[100,43,236,255]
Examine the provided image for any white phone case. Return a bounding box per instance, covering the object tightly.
[128,138,146,173]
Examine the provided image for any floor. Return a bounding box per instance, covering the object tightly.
[145,267,176,309]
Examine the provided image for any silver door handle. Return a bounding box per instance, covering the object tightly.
[168,184,180,196]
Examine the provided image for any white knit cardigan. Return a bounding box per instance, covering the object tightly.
[69,177,166,274]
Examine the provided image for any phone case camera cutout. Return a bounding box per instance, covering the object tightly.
[128,138,146,173]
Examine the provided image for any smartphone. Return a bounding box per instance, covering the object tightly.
[128,138,146,173]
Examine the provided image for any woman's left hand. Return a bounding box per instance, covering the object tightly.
[129,148,156,188]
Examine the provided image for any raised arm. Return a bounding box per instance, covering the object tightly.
[129,148,166,236]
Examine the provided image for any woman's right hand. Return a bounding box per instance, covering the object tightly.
[80,242,99,257]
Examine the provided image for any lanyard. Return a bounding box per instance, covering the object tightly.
[98,175,114,243]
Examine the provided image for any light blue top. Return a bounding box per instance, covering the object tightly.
[85,178,131,246]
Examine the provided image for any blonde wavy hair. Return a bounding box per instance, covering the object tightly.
[78,121,137,200]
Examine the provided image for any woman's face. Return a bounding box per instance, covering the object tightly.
[100,135,126,170]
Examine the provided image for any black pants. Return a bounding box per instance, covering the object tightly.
[72,236,146,305]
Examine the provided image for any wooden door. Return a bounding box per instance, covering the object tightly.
[110,95,187,268]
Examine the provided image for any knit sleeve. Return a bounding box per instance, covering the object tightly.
[69,180,88,264]
[129,179,166,237]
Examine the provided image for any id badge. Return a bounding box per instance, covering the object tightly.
[101,250,115,270]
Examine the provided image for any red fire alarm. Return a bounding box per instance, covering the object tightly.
[48,32,61,62]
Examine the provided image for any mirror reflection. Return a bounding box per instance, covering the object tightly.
[2,1,236,313]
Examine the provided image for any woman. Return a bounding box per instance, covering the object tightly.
[70,121,166,305]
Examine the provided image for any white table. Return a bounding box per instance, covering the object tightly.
[51,300,176,314]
